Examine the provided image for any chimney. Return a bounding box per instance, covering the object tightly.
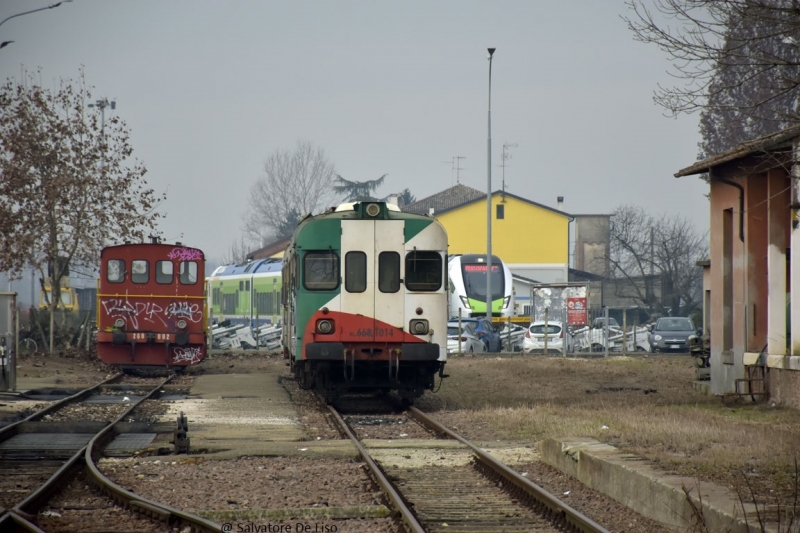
[557,196,564,211]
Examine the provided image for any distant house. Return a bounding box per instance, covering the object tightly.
[675,124,800,406]
[247,237,290,260]
[403,184,572,265]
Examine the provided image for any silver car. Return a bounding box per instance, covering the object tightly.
[446,322,486,354]
[648,317,697,353]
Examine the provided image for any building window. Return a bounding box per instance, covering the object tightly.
[496,204,504,219]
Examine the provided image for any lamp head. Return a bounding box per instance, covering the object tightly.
[487,47,496,59]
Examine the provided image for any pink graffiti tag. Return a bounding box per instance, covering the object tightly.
[167,247,203,261]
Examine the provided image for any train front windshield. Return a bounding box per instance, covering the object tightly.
[461,263,504,300]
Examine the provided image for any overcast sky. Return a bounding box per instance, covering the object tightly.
[1,0,710,266]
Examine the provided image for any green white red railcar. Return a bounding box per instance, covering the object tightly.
[281,201,448,403]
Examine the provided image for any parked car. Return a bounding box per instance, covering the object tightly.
[648,317,698,353]
[446,321,486,354]
[447,318,502,353]
[592,317,620,330]
[522,320,573,353]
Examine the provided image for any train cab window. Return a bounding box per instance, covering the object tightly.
[345,252,367,293]
[303,251,339,290]
[378,252,400,293]
[107,259,125,283]
[180,261,198,284]
[405,251,442,291]
[131,260,149,284]
[156,261,173,284]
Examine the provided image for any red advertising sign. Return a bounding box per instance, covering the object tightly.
[567,297,587,325]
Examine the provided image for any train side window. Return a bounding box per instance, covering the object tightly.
[345,252,367,293]
[156,261,173,284]
[107,259,125,283]
[378,252,400,293]
[179,261,198,284]
[131,260,149,284]
[405,251,442,291]
[303,251,339,290]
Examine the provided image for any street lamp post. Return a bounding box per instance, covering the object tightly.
[88,98,116,138]
[88,98,116,174]
[486,47,496,320]
[0,1,72,33]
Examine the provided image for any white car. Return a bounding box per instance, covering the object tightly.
[446,322,486,354]
[522,320,572,353]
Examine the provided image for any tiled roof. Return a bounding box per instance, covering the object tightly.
[675,124,800,177]
[403,184,573,219]
[402,184,486,215]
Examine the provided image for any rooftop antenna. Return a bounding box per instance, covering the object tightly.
[441,156,466,185]
[455,156,466,184]
[500,143,517,201]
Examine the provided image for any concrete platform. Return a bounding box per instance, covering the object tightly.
[539,437,777,533]
[163,373,357,460]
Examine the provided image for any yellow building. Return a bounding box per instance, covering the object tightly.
[404,184,571,264]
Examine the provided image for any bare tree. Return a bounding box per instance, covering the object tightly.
[243,140,338,244]
[0,69,163,353]
[625,0,800,154]
[607,205,706,316]
[218,237,252,266]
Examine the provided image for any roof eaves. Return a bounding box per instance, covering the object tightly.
[675,125,800,178]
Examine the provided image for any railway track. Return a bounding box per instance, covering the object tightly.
[325,395,611,533]
[0,375,221,533]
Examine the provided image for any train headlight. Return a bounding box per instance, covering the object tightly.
[114,318,125,329]
[177,319,187,329]
[459,296,471,309]
[317,319,334,334]
[502,296,511,309]
[409,319,429,335]
[365,203,380,217]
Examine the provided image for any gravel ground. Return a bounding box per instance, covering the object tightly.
[15,350,800,532]
[36,471,173,533]
[99,456,403,532]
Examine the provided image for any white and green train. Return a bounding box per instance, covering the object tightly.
[207,258,282,328]
[447,254,514,319]
[281,201,449,403]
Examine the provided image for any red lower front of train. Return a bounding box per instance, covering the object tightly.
[293,310,444,401]
[97,330,207,367]
[96,295,207,368]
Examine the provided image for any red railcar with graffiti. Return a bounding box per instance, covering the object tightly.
[96,242,207,369]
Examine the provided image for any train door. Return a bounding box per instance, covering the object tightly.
[341,220,405,341]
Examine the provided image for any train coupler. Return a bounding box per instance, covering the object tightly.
[171,411,190,454]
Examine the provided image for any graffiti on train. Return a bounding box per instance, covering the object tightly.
[101,298,202,329]
[167,247,203,261]
[173,346,203,364]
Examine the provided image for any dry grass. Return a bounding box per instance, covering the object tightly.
[417,355,800,510]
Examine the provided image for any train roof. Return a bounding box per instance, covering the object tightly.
[210,258,282,277]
